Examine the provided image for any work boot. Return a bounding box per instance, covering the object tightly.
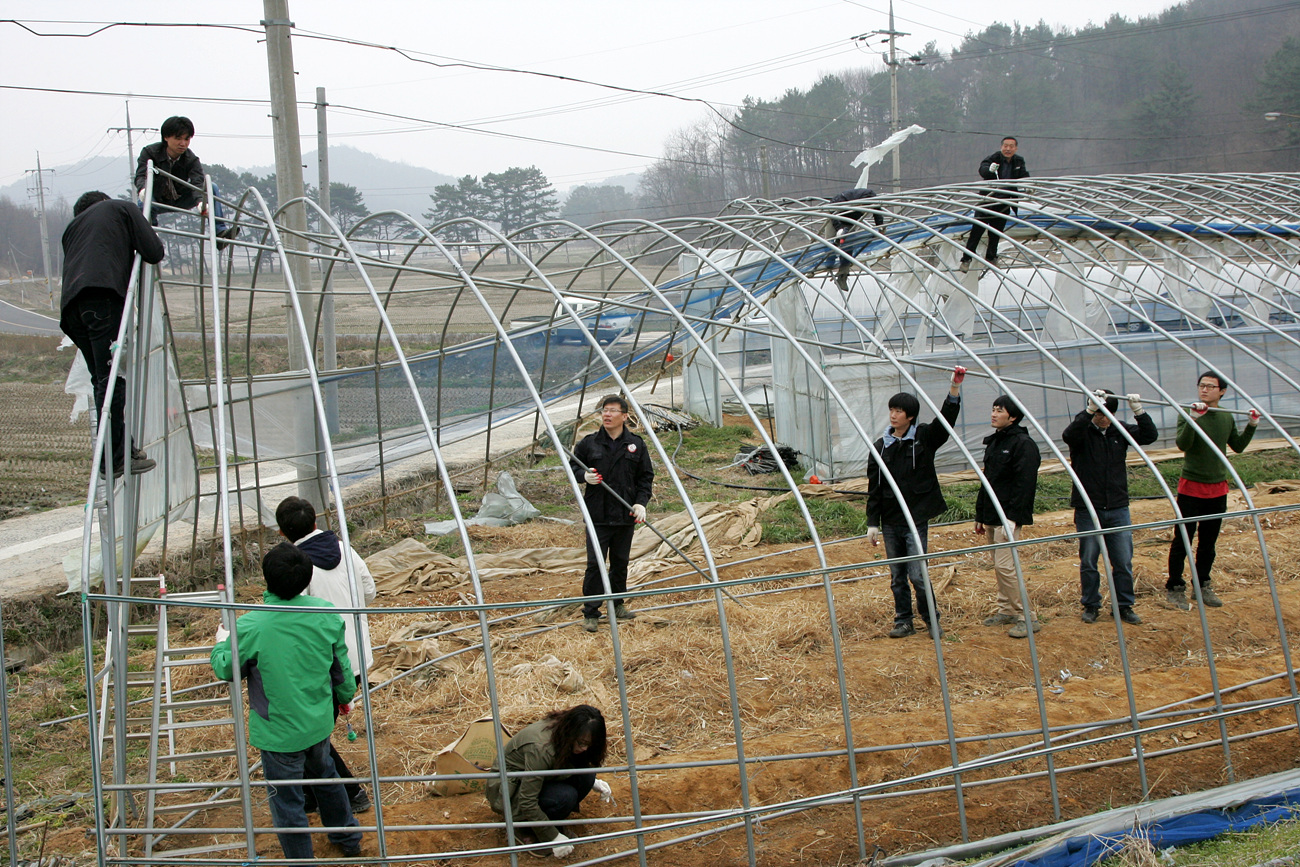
[888,621,915,639]
[1165,589,1191,610]
[614,603,637,620]
[581,617,599,633]
[1198,585,1223,608]
[1081,607,1099,624]
[1008,619,1041,639]
[1119,608,1142,625]
[130,447,156,475]
[982,612,1017,627]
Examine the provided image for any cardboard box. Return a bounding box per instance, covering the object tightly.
[428,715,511,797]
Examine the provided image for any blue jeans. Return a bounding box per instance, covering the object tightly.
[142,183,230,234]
[260,737,361,860]
[882,522,936,625]
[1075,507,1135,610]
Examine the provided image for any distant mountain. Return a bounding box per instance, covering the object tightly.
[0,155,135,208]
[241,145,457,216]
[0,146,640,218]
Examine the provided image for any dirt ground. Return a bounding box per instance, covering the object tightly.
[36,485,1300,866]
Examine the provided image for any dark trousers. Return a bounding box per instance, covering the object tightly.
[964,203,1011,261]
[60,287,128,468]
[302,740,363,811]
[539,773,596,821]
[882,522,936,625]
[303,680,365,811]
[1167,491,1228,590]
[260,737,360,860]
[581,524,634,617]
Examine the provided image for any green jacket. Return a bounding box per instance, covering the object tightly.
[210,591,354,753]
[486,719,574,843]
[1175,409,1256,484]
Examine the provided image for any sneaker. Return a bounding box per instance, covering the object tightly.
[986,255,999,269]
[581,617,599,633]
[888,621,916,638]
[1198,586,1223,608]
[959,257,972,273]
[928,622,945,640]
[613,603,637,620]
[1165,589,1191,610]
[350,789,372,813]
[1008,619,1041,639]
[1081,607,1099,624]
[982,612,1017,627]
[338,841,362,857]
[216,224,240,251]
[1119,608,1142,625]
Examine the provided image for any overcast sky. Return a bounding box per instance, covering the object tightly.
[2,0,1181,194]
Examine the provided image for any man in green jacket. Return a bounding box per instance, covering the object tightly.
[211,542,362,859]
[1166,371,1260,610]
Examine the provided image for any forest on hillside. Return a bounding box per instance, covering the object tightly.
[638,0,1300,217]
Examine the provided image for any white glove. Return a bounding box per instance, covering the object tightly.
[866,526,880,546]
[583,469,601,485]
[1248,408,1261,427]
[950,365,966,386]
[1127,393,1143,415]
[551,832,574,858]
[1086,389,1106,415]
[592,779,614,804]
[630,504,646,523]
[214,624,230,643]
[1190,401,1208,416]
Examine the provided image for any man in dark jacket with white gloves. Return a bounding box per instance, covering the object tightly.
[866,367,965,639]
[960,136,1029,271]
[60,191,165,476]
[570,394,654,632]
[1063,390,1158,625]
[974,393,1041,638]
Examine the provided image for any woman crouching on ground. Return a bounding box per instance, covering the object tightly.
[487,704,613,858]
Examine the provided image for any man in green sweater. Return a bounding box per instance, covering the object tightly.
[211,542,362,859]
[1166,371,1260,610]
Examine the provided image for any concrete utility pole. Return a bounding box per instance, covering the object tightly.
[316,86,338,436]
[25,153,54,310]
[262,0,325,503]
[857,0,921,194]
[108,100,154,198]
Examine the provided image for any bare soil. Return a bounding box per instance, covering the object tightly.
[31,487,1300,866]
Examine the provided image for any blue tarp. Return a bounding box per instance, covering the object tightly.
[1012,786,1300,867]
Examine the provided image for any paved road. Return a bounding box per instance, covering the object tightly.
[0,299,61,336]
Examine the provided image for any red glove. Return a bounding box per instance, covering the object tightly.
[339,703,352,715]
[1248,408,1261,425]
[951,366,967,385]
[1190,402,1208,416]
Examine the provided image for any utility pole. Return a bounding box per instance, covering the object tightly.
[856,0,922,194]
[316,86,339,437]
[888,0,902,194]
[262,0,324,503]
[760,144,771,199]
[108,100,154,197]
[25,153,54,310]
